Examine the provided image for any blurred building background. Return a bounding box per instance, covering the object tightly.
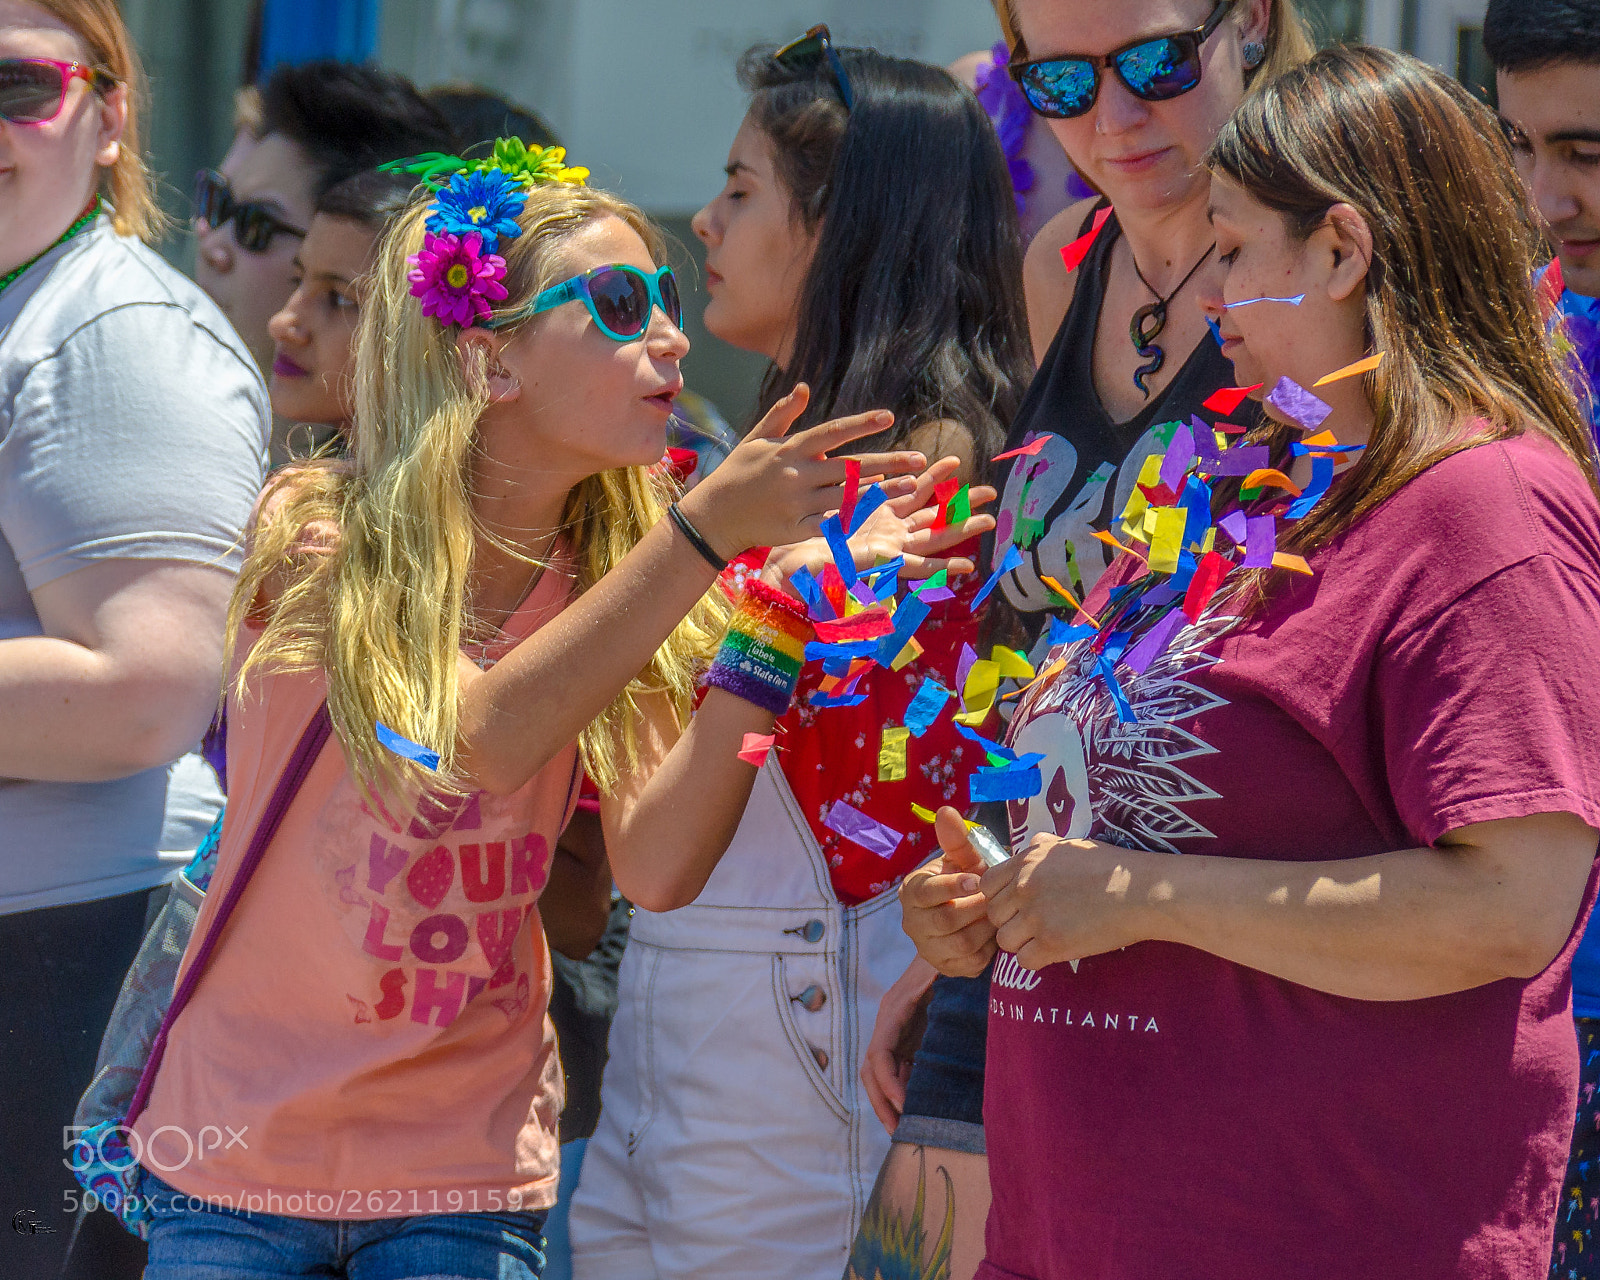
[121,0,1498,423]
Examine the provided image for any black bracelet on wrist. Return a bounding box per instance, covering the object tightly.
[667,502,729,572]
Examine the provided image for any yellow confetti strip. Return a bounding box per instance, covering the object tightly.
[954,659,1000,725]
[1148,506,1187,573]
[1272,552,1313,575]
[911,803,937,823]
[878,727,910,782]
[992,646,1034,680]
[1313,352,1385,387]
[890,635,923,671]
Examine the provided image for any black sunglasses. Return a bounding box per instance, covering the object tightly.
[774,23,854,111]
[1009,0,1235,119]
[192,169,307,253]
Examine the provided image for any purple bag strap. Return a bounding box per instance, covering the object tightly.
[125,702,332,1126]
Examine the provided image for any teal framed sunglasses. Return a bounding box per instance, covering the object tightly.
[490,263,683,341]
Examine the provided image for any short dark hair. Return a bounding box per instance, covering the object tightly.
[736,46,1032,471]
[426,84,560,151]
[1483,0,1600,72]
[260,61,459,199]
[314,168,420,229]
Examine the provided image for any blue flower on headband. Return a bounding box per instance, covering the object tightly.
[426,168,526,252]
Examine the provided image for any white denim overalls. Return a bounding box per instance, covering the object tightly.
[569,756,916,1279]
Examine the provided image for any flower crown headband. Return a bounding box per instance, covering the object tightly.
[379,138,590,330]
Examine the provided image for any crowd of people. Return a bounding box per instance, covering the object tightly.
[4,0,1600,1278]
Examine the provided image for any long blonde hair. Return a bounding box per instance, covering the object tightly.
[997,0,1314,92]
[228,182,727,803]
[36,0,167,242]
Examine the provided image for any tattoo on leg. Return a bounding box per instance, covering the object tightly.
[845,1146,955,1280]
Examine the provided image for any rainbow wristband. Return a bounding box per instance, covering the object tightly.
[704,579,814,715]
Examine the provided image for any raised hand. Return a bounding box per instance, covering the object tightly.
[897,807,998,978]
[677,384,926,560]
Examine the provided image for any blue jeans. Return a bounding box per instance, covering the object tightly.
[894,959,992,1155]
[141,1173,548,1279]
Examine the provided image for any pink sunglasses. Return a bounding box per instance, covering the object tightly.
[0,58,116,125]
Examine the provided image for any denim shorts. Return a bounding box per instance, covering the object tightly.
[893,959,991,1155]
[141,1172,548,1280]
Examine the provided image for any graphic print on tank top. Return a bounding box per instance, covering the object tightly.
[991,208,1254,657]
[1004,609,1240,857]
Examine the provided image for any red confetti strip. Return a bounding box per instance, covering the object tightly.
[1202,384,1264,415]
[1059,205,1113,273]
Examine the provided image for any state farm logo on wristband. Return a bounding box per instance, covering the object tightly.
[993,951,1044,992]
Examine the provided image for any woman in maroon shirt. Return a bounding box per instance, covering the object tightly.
[905,47,1600,1280]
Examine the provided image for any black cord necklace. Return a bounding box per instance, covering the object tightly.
[1128,242,1216,397]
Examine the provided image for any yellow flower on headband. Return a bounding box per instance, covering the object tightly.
[469,138,590,188]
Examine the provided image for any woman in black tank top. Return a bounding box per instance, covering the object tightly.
[850,4,1317,1278]
[993,201,1260,651]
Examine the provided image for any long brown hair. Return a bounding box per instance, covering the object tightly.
[1206,44,1596,596]
[998,0,1314,92]
[35,0,166,241]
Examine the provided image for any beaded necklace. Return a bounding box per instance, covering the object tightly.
[0,197,102,298]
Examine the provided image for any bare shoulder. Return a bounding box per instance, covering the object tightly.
[903,419,978,480]
[1023,196,1103,364]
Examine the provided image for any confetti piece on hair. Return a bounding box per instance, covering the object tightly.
[1217,509,1248,545]
[1203,384,1263,415]
[1242,515,1277,568]
[376,722,440,771]
[1242,468,1304,496]
[1121,608,1187,675]
[911,803,938,823]
[1313,352,1385,387]
[1266,377,1332,430]
[972,543,1025,610]
[814,608,895,644]
[737,733,776,767]
[840,460,861,534]
[1224,293,1306,309]
[823,800,904,858]
[1159,423,1197,493]
[878,727,911,782]
[1272,552,1313,575]
[969,762,1044,804]
[1285,456,1335,518]
[1059,204,1113,272]
[992,435,1049,462]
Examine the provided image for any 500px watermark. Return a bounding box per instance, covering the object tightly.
[62,1123,248,1176]
[60,1186,533,1216]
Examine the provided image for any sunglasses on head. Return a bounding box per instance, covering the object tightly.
[490,263,683,342]
[1009,0,1235,119]
[192,169,307,253]
[774,23,855,111]
[0,57,115,125]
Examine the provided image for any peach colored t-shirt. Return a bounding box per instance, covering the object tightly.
[135,556,579,1219]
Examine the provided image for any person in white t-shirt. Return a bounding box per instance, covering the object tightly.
[0,3,268,1276]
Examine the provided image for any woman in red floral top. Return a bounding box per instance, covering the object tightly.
[569,39,1032,1280]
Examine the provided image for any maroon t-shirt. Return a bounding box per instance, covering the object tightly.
[984,433,1600,1280]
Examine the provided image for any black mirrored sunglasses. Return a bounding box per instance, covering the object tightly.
[192,169,307,254]
[774,23,855,111]
[1009,0,1234,120]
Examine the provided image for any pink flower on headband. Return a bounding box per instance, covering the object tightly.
[407,230,508,327]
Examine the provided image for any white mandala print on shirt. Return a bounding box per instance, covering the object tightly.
[1006,611,1240,854]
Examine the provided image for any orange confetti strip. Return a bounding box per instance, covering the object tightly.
[1313,352,1385,387]
[1242,468,1305,497]
[1271,552,1313,575]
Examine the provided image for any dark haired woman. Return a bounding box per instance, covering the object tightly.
[904,45,1600,1280]
[567,37,1031,1280]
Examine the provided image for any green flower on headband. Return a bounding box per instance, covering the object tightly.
[469,137,590,188]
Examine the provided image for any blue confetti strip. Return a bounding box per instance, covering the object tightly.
[971,543,1025,611]
[874,592,931,666]
[846,483,889,536]
[969,760,1045,804]
[821,514,858,587]
[1047,618,1097,647]
[904,678,952,737]
[376,721,440,771]
[1285,455,1335,519]
[1096,655,1137,724]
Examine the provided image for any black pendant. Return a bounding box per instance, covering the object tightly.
[1130,301,1168,398]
